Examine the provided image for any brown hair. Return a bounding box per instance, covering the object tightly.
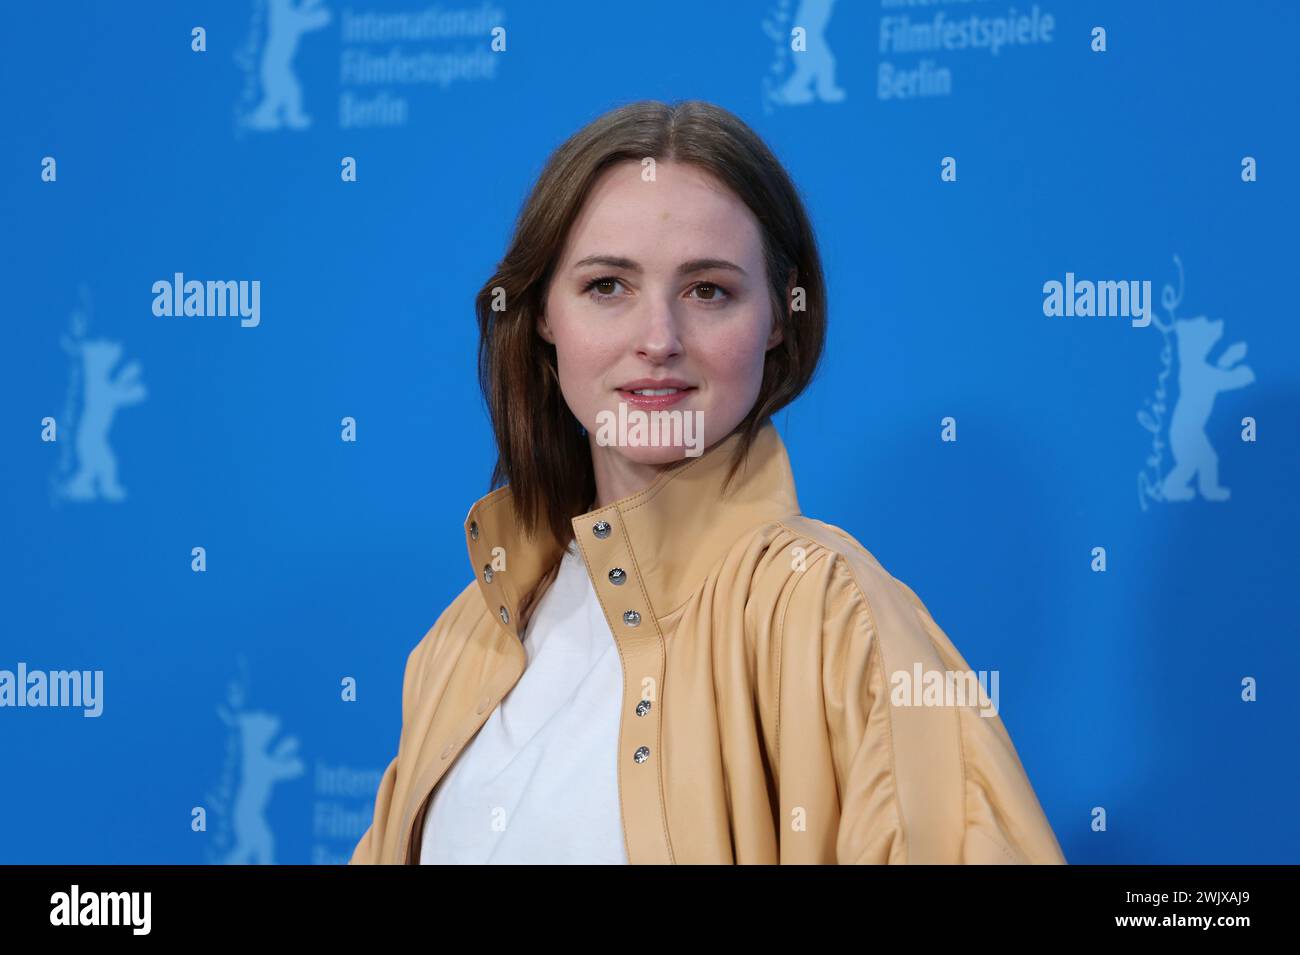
[475,99,827,546]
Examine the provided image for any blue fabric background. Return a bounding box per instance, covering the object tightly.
[2,0,1296,863]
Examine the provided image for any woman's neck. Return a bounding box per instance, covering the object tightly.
[588,440,671,510]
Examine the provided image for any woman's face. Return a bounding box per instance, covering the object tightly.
[539,159,786,470]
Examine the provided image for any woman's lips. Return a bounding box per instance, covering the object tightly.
[615,386,696,410]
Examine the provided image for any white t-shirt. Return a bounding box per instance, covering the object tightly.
[419,540,629,864]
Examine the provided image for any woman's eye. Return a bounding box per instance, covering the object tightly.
[691,282,730,303]
[584,277,623,300]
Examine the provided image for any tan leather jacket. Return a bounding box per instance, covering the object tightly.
[350,422,1067,864]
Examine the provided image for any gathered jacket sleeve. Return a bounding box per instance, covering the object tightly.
[775,526,1066,864]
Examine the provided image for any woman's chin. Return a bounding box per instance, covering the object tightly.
[606,443,704,467]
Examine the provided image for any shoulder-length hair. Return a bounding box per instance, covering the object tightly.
[475,99,827,546]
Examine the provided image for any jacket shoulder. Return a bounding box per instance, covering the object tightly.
[429,577,487,637]
[742,515,956,695]
[751,515,997,675]
[743,515,925,635]
[754,515,1066,865]
[412,577,490,668]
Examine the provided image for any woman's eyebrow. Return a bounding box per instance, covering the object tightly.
[570,254,748,277]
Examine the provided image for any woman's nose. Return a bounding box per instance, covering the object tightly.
[633,296,684,362]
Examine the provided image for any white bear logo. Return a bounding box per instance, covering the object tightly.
[217,706,305,865]
[244,0,332,131]
[1160,316,1254,501]
[57,336,147,502]
[1137,257,1253,508]
[761,0,846,109]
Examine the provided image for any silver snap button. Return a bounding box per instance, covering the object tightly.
[623,610,641,627]
[635,699,651,717]
[633,746,650,763]
[483,564,494,583]
[592,520,611,539]
[470,521,479,541]
[499,605,510,624]
[608,567,626,586]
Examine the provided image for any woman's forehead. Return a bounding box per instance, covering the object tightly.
[561,164,763,270]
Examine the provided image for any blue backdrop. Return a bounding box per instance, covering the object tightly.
[3,0,1297,864]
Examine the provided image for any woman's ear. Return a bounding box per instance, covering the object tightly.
[767,266,797,349]
[536,309,554,344]
[767,320,784,350]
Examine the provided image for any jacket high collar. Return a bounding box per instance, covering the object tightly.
[463,421,802,638]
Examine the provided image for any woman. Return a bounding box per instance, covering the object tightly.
[350,99,1066,865]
